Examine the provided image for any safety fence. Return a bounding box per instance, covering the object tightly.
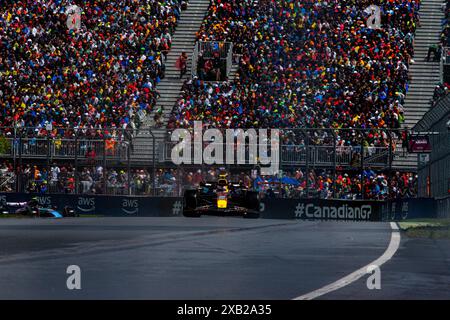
[161,127,399,169]
[0,166,183,197]
[0,127,132,161]
[1,126,420,199]
[415,94,450,199]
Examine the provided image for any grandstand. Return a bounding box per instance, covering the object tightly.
[0,0,449,201]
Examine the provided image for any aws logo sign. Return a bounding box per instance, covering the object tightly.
[77,197,96,213]
[122,198,139,215]
[36,196,52,206]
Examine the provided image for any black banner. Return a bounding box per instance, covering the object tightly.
[0,193,183,217]
[0,193,438,221]
[260,198,382,221]
[382,198,437,221]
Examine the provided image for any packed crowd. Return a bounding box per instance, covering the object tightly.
[0,161,417,199]
[178,167,417,200]
[180,167,417,200]
[0,0,187,137]
[255,169,417,200]
[0,161,181,196]
[169,0,420,148]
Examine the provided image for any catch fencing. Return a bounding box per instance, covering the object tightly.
[0,127,415,199]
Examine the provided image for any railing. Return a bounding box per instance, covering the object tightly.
[163,141,391,168]
[1,127,402,170]
[0,137,129,160]
[363,146,391,167]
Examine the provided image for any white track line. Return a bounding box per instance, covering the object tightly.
[293,222,401,300]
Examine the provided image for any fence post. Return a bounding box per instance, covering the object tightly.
[332,129,337,199]
[12,126,17,192]
[360,131,365,200]
[103,136,107,195]
[305,129,309,199]
[149,128,156,196]
[388,130,393,199]
[46,131,51,188]
[127,136,132,196]
[18,129,23,193]
[388,130,393,170]
[74,130,79,194]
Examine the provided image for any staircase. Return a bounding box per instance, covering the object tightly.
[393,0,445,170]
[132,0,211,162]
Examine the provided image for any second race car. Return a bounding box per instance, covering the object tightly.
[0,198,77,218]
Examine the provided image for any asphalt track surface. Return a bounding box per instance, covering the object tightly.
[0,217,448,299]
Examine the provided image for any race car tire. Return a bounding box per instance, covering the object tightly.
[183,190,201,218]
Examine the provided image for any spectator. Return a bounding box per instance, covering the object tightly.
[176,52,189,79]
[426,43,441,62]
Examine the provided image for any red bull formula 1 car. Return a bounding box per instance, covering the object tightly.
[183,173,260,218]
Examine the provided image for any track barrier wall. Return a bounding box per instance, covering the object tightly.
[0,194,441,221]
[436,196,450,218]
[0,193,182,217]
[383,198,437,221]
[260,199,382,221]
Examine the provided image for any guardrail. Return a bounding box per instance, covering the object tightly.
[162,141,391,168]
[1,127,404,171]
[0,137,129,161]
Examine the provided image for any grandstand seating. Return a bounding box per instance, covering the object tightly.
[168,0,419,142]
[0,0,184,134]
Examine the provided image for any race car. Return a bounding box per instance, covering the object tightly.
[183,173,260,218]
[0,198,77,218]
